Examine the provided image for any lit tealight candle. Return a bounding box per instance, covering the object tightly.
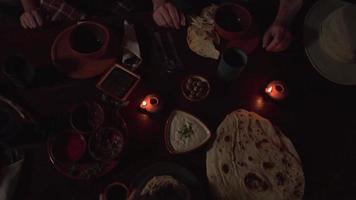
[265,81,288,101]
[140,100,147,109]
[140,94,162,113]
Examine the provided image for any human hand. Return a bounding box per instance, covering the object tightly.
[20,9,43,29]
[262,23,292,52]
[153,1,185,29]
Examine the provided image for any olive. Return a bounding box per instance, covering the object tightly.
[186,84,193,90]
[187,78,193,84]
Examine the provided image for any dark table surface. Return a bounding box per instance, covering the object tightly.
[1,1,356,199]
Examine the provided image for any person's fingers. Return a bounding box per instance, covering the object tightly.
[166,3,180,29]
[155,12,168,27]
[272,32,292,52]
[262,30,273,48]
[32,11,43,26]
[153,10,165,26]
[20,17,28,29]
[270,41,286,52]
[180,13,186,26]
[26,14,37,28]
[274,38,289,52]
[153,12,163,26]
[266,32,283,51]
[159,6,174,27]
[22,15,34,29]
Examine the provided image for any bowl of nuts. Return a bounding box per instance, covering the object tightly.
[181,75,210,102]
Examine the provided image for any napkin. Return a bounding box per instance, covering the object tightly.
[121,20,142,71]
[0,149,24,200]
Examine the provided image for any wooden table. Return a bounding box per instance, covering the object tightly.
[1,1,356,199]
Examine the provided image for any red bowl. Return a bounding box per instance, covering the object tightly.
[49,130,87,163]
[214,3,252,40]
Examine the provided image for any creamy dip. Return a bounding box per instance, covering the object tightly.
[169,111,210,153]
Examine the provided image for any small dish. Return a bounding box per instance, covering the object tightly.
[164,110,211,154]
[69,101,105,134]
[181,75,210,102]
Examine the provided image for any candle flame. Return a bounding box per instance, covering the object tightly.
[266,86,273,93]
[140,100,147,108]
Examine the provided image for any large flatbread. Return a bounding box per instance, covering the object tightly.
[206,109,305,200]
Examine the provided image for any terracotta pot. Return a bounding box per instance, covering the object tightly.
[214,3,252,41]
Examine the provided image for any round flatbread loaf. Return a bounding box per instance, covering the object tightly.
[187,5,220,60]
[206,109,304,200]
[187,26,220,60]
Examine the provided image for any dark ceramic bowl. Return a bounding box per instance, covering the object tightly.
[69,21,110,57]
[69,101,105,134]
[102,182,128,200]
[214,3,252,40]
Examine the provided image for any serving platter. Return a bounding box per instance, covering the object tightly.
[47,107,128,180]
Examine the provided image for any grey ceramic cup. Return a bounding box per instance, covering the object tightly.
[217,48,247,82]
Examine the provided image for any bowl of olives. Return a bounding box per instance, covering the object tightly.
[181,75,210,102]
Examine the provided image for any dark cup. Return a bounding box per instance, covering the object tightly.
[217,48,247,82]
[103,182,128,200]
[69,22,109,57]
[2,54,35,87]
